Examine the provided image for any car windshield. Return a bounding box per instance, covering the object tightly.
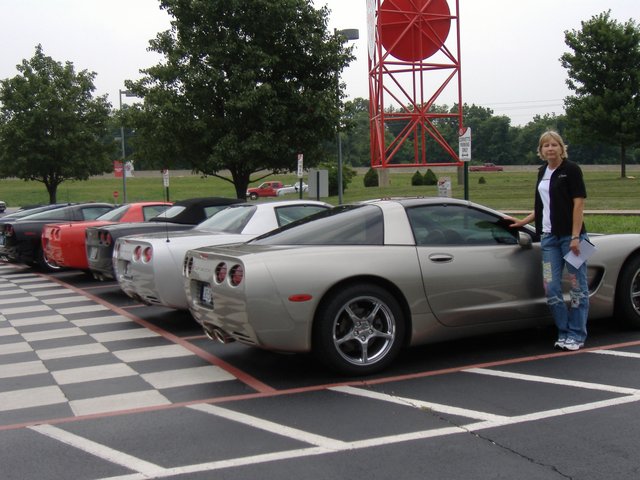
[196,205,256,233]
[96,204,129,221]
[250,205,384,245]
[150,205,186,220]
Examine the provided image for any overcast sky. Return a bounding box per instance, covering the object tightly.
[1,0,637,125]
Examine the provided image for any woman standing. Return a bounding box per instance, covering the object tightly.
[510,130,589,351]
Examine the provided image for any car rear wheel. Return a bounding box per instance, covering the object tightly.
[37,247,62,272]
[249,193,258,200]
[616,254,640,328]
[313,283,405,376]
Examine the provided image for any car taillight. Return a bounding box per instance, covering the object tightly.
[142,246,152,263]
[183,256,194,276]
[99,231,112,246]
[133,245,142,261]
[215,262,227,283]
[5,225,14,237]
[229,264,244,286]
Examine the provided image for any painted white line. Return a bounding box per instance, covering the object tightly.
[22,326,87,342]
[113,344,195,363]
[189,403,349,449]
[57,304,109,315]
[0,385,68,412]
[0,360,48,378]
[0,341,32,355]
[331,385,509,422]
[20,284,63,291]
[9,314,67,327]
[69,390,171,416]
[28,288,74,296]
[91,328,160,343]
[466,368,639,395]
[72,315,131,327]
[142,365,236,389]
[41,295,90,305]
[100,394,640,480]
[0,296,40,306]
[2,304,52,315]
[0,326,19,337]
[36,342,110,360]
[52,363,138,385]
[30,424,164,477]
[590,349,640,359]
[0,288,25,296]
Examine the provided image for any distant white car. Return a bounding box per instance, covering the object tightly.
[113,200,330,311]
[276,182,308,196]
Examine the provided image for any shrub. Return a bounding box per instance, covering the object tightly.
[479,176,486,184]
[423,169,438,185]
[411,170,423,186]
[363,168,379,187]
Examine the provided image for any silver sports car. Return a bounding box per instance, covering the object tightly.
[114,200,330,310]
[183,197,640,375]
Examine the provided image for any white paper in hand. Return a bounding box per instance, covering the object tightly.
[564,239,596,269]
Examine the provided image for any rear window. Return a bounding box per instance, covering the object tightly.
[251,205,384,245]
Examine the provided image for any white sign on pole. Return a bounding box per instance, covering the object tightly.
[162,169,170,187]
[297,154,304,178]
[458,127,472,162]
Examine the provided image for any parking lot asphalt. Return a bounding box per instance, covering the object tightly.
[3,261,640,479]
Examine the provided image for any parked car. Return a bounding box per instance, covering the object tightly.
[86,197,241,280]
[0,203,115,271]
[115,200,330,310]
[184,197,640,375]
[0,203,73,224]
[276,182,309,196]
[246,181,285,200]
[468,162,504,172]
[41,201,171,272]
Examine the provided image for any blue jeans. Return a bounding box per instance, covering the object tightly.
[541,234,589,343]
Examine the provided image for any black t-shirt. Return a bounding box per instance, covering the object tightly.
[534,160,587,236]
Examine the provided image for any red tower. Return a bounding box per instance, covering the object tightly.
[368,0,462,168]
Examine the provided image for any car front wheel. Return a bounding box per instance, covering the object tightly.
[313,283,405,376]
[616,254,640,328]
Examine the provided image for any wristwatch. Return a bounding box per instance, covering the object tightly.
[571,236,580,240]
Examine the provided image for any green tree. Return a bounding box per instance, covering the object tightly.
[0,45,114,203]
[561,11,640,177]
[125,0,353,199]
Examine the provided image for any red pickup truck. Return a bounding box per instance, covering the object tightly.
[246,181,285,200]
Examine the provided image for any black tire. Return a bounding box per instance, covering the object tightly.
[249,193,258,200]
[37,247,62,272]
[616,254,640,328]
[313,283,405,376]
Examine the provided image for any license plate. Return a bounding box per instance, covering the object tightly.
[89,247,98,260]
[200,283,213,307]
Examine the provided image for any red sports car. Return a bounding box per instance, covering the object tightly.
[41,202,171,271]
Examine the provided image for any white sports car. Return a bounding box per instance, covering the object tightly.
[114,200,330,310]
[183,197,640,375]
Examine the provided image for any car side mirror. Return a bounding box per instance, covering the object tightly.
[518,231,533,249]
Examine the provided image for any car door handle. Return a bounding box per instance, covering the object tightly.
[428,253,454,263]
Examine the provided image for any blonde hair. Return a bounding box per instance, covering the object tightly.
[537,130,568,160]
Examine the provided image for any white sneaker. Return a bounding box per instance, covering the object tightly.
[563,339,584,351]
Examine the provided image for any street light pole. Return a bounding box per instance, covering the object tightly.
[118,89,136,204]
[335,28,359,205]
